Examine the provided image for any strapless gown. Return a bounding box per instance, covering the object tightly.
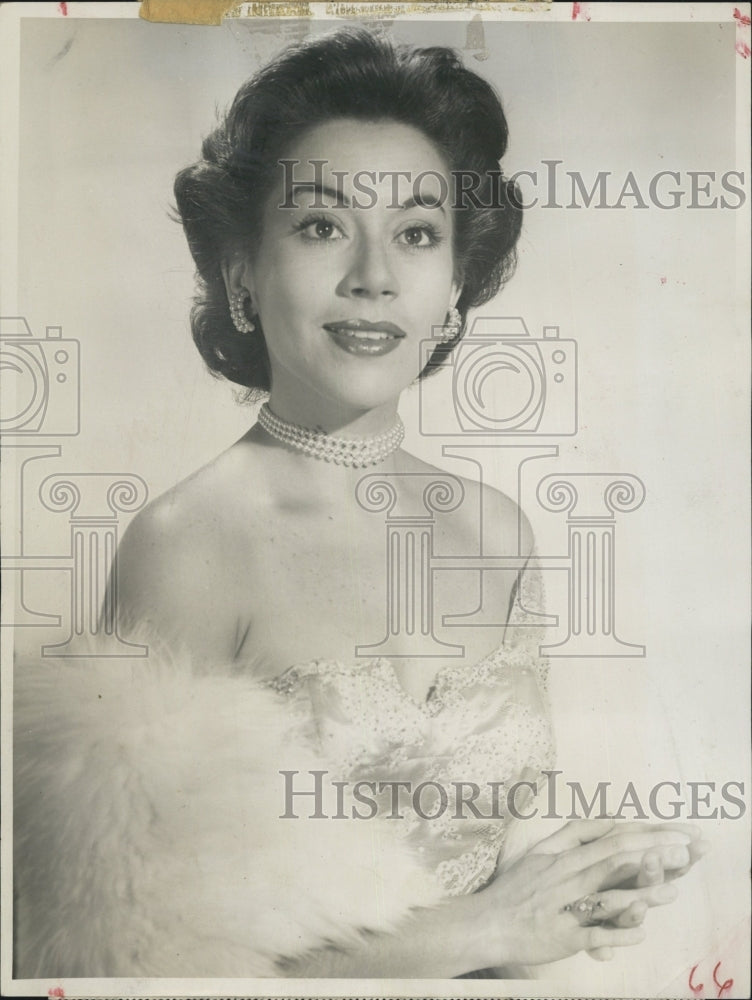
[13,563,554,978]
[267,562,555,900]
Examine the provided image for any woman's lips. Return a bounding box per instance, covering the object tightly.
[323,319,406,356]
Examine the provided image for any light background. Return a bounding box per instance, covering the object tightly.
[3,7,750,998]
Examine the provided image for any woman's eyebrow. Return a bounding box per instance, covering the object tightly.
[287,181,349,208]
[399,193,446,214]
[284,183,446,214]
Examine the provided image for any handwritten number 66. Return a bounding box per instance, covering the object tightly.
[689,960,734,998]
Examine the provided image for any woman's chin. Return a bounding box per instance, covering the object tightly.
[297,375,415,420]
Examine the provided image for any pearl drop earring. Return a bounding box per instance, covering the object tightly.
[229,290,255,334]
[440,305,462,342]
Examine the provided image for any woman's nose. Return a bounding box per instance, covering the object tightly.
[338,235,399,300]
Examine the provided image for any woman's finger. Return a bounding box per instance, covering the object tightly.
[609,841,708,890]
[601,883,678,914]
[607,821,700,841]
[610,899,648,928]
[662,838,711,882]
[628,832,708,888]
[643,821,701,841]
[691,839,711,860]
[559,882,677,928]
[587,946,615,961]
[635,851,663,888]
[530,818,616,854]
[555,844,691,903]
[551,831,691,881]
[532,820,701,859]
[577,924,647,952]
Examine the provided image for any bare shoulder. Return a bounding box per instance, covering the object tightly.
[117,481,207,583]
[112,454,247,659]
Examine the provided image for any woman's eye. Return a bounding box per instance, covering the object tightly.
[397,226,438,248]
[299,218,343,241]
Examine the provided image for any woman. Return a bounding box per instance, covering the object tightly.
[14,27,705,981]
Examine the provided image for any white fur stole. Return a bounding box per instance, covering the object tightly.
[13,645,442,978]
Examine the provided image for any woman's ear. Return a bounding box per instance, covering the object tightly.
[450,279,463,310]
[221,251,254,302]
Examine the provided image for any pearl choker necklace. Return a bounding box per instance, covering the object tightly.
[258,403,404,468]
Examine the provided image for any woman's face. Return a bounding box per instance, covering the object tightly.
[232,118,461,428]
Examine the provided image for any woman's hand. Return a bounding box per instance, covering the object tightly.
[524,818,709,961]
[274,818,709,978]
[477,818,706,968]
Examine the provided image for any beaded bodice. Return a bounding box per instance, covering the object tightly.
[269,563,555,897]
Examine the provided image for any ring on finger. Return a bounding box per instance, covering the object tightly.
[563,893,608,926]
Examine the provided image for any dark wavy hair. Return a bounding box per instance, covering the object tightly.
[174,27,523,392]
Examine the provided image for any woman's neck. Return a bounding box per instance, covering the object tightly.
[241,423,405,513]
[265,389,400,438]
[244,397,406,506]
